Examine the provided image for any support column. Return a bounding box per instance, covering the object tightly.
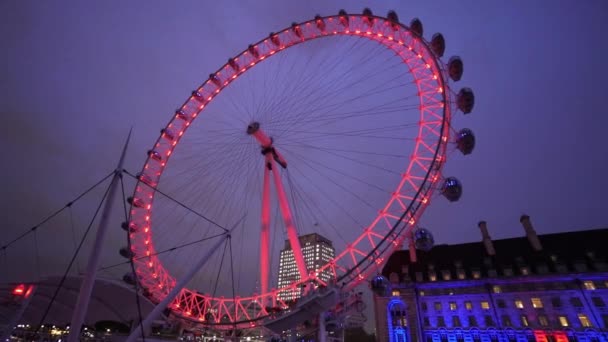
[318,312,327,342]
[67,130,131,342]
[125,233,230,342]
[260,161,271,295]
[271,158,308,281]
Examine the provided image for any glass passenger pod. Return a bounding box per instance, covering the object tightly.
[430,33,446,57]
[448,56,464,82]
[371,275,391,296]
[119,246,135,259]
[457,88,475,114]
[413,227,435,251]
[410,18,423,37]
[456,128,476,155]
[442,177,463,202]
[387,11,400,31]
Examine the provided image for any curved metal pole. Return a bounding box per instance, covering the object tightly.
[67,129,131,342]
[125,233,230,342]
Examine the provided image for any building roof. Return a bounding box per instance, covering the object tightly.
[382,228,608,282]
[0,276,156,328]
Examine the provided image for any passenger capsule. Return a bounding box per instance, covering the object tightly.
[442,177,463,202]
[338,9,349,27]
[430,33,445,57]
[121,221,139,233]
[127,197,145,208]
[191,90,204,102]
[228,58,239,72]
[456,128,475,155]
[175,109,189,121]
[362,8,373,27]
[387,10,400,31]
[269,32,280,47]
[447,56,464,81]
[315,15,326,32]
[136,172,155,187]
[147,150,162,161]
[119,246,135,259]
[410,18,423,37]
[370,275,391,296]
[123,272,136,285]
[291,23,303,39]
[209,74,221,88]
[413,227,435,251]
[247,44,260,59]
[456,87,475,114]
[160,128,175,141]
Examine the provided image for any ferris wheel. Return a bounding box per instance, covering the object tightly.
[123,8,476,333]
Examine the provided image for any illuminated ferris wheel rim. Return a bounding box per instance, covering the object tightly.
[126,10,462,328]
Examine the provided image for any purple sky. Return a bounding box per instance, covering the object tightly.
[1,0,608,333]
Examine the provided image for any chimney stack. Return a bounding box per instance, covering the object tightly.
[478,221,496,256]
[520,214,542,251]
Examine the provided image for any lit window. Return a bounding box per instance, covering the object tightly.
[434,302,442,311]
[520,267,530,275]
[419,290,425,296]
[392,290,401,297]
[449,302,457,311]
[558,316,569,327]
[531,298,543,308]
[521,315,529,327]
[472,270,481,279]
[429,271,437,282]
[457,270,466,280]
[583,281,596,290]
[539,315,549,327]
[481,301,490,310]
[465,301,472,310]
[442,270,451,281]
[578,314,593,327]
[492,285,501,293]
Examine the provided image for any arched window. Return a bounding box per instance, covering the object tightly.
[388,299,408,342]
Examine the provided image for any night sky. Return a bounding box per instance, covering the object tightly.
[1,0,608,333]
